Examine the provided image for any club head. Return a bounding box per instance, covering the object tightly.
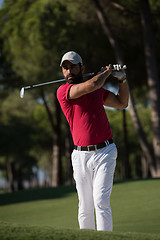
[20,87,25,98]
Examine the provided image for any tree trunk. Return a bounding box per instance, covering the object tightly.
[141,155,148,178]
[52,93,63,186]
[129,92,156,176]
[6,157,14,191]
[92,0,156,177]
[65,121,73,185]
[17,168,24,190]
[140,0,160,177]
[41,91,63,186]
[122,110,131,178]
[52,135,62,186]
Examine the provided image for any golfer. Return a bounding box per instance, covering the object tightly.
[57,51,129,231]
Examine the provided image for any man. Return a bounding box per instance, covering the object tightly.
[57,51,129,231]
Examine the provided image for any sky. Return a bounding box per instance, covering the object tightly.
[0,0,3,8]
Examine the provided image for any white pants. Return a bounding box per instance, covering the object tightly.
[71,143,117,231]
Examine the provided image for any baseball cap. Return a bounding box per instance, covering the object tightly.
[60,51,83,66]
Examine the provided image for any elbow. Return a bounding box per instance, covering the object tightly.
[118,99,128,109]
[121,102,128,110]
[120,96,129,109]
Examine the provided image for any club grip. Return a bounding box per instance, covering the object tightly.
[112,64,127,71]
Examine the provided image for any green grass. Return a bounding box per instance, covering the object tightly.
[111,179,160,234]
[0,222,160,240]
[0,179,160,240]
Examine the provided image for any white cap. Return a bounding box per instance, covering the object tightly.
[60,51,83,66]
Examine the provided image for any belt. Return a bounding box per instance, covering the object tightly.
[74,138,113,151]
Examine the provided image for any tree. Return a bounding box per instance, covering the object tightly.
[140,0,160,176]
[41,90,63,186]
[91,0,159,177]
[1,0,159,182]
[0,91,37,190]
[0,0,74,186]
[0,0,117,185]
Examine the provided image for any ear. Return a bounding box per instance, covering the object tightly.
[81,65,85,74]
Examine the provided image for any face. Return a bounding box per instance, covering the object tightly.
[62,60,85,84]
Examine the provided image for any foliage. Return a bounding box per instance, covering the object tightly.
[106,106,152,179]
[0,0,115,85]
[0,0,160,90]
[31,102,53,180]
[0,91,34,158]
[98,0,160,94]
[0,91,35,181]
[0,90,54,186]
[0,0,160,184]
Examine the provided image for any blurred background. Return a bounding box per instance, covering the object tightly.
[0,0,160,191]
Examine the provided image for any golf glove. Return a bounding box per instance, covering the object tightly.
[112,64,126,80]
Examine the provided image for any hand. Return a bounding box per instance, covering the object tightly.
[112,64,126,80]
[99,64,112,74]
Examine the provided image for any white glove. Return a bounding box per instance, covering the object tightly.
[112,64,126,80]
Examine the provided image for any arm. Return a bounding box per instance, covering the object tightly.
[68,65,112,100]
[104,81,129,109]
[104,66,129,109]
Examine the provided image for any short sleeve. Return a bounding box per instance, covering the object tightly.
[57,83,73,103]
[102,88,110,103]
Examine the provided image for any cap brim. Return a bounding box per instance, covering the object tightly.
[60,59,79,67]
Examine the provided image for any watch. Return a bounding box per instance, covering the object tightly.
[118,78,127,84]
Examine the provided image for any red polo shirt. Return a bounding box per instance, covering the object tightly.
[57,83,113,146]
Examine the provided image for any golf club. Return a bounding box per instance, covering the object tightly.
[20,65,127,98]
[20,72,95,99]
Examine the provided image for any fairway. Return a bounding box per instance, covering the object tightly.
[0,179,160,240]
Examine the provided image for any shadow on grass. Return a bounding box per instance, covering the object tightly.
[113,177,160,184]
[0,185,76,206]
[1,178,159,206]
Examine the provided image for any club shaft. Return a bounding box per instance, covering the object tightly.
[20,65,127,98]
[23,72,95,90]
[24,78,65,90]
[22,65,127,90]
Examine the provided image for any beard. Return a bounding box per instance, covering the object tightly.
[65,72,83,84]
